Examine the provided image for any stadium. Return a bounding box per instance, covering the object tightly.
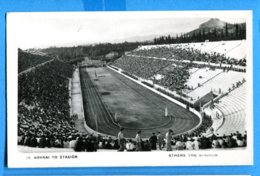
[17,18,248,152]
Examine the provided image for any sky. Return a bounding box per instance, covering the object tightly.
[7,11,249,49]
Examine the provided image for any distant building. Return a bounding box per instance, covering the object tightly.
[105,51,119,60]
[81,57,105,67]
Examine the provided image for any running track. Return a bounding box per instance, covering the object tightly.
[79,67,200,138]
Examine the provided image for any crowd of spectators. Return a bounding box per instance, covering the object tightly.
[112,46,246,106]
[113,55,190,92]
[130,45,246,67]
[113,55,172,80]
[113,52,245,95]
[17,51,246,152]
[18,49,53,73]
[18,57,76,146]
[18,111,246,151]
[154,64,190,92]
[18,128,247,152]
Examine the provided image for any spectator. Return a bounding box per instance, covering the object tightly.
[218,137,225,148]
[118,128,126,152]
[236,136,244,147]
[157,132,164,150]
[74,136,84,152]
[149,133,157,150]
[135,130,142,151]
[63,138,70,148]
[142,140,151,151]
[166,129,173,151]
[69,136,77,149]
[38,135,46,148]
[126,139,135,151]
[30,136,38,147]
[193,136,200,150]
[175,138,185,150]
[212,137,220,149]
[185,137,194,150]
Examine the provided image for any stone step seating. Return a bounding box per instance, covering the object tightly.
[188,71,245,100]
[183,40,243,58]
[214,85,246,136]
[136,40,246,61]
[225,41,246,60]
[185,42,219,52]
[210,41,240,55]
[189,67,199,74]
[186,67,223,90]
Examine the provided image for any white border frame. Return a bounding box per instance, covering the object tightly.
[7,11,253,168]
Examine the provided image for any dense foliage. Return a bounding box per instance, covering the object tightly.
[41,42,143,62]
[153,22,246,44]
[18,49,53,73]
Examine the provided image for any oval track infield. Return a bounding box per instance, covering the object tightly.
[80,67,200,138]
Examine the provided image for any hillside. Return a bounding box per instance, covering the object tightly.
[153,18,246,44]
[187,18,246,40]
[18,49,53,73]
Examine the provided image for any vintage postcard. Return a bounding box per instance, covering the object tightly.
[7,11,253,167]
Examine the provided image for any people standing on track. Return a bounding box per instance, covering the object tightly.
[166,129,173,151]
[157,132,163,150]
[135,130,142,151]
[117,128,126,152]
[149,132,157,150]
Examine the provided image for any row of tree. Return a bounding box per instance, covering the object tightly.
[40,22,246,62]
[153,23,246,45]
[42,42,144,62]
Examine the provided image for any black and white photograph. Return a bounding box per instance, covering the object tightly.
[7,11,253,167]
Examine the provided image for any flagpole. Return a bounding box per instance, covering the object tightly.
[165,106,168,117]
[95,114,98,132]
[114,112,117,123]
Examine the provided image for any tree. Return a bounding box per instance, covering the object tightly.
[225,23,229,39]
[235,23,239,38]
[213,28,217,40]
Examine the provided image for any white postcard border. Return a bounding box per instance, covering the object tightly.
[7,11,253,168]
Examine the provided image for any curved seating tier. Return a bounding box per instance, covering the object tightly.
[214,84,246,136]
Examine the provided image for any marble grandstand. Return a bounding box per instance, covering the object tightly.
[112,40,247,136]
